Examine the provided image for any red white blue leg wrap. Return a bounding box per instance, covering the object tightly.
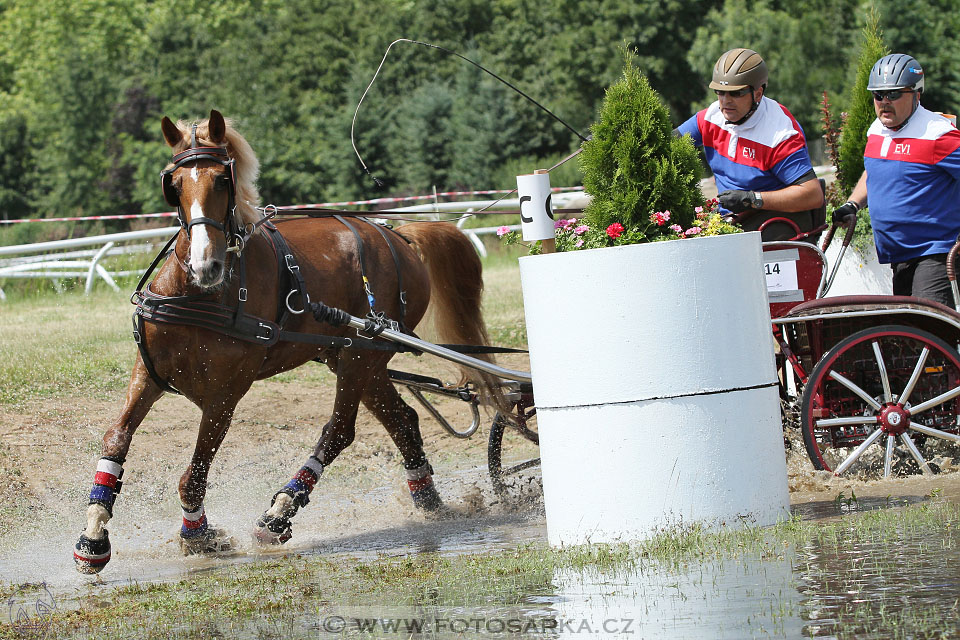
[406,461,442,510]
[180,504,209,539]
[255,456,324,544]
[88,457,124,516]
[280,456,324,509]
[75,456,123,572]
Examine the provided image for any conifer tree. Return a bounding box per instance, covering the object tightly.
[838,10,888,199]
[579,48,703,238]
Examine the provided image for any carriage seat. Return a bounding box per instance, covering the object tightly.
[780,294,960,344]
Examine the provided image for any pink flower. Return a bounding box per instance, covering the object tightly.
[668,224,683,234]
[575,238,584,247]
[496,225,510,237]
[694,206,704,214]
[574,224,589,235]
[606,222,625,239]
[684,226,702,236]
[649,210,671,226]
[555,218,573,230]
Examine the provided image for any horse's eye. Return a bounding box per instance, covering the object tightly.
[214,174,228,190]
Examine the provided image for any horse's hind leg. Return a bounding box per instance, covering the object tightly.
[361,370,442,511]
[254,353,376,545]
[74,363,163,574]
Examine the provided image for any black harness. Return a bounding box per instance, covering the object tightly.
[136,141,522,394]
[132,216,417,395]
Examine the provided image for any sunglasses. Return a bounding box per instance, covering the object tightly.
[872,89,914,102]
[714,87,752,98]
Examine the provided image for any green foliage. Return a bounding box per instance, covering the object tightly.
[872,0,960,116]
[579,50,703,237]
[687,0,861,135]
[0,0,954,241]
[837,9,887,200]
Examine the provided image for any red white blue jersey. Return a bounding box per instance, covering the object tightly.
[864,105,960,264]
[677,96,815,204]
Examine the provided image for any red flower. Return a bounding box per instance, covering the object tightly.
[606,222,625,239]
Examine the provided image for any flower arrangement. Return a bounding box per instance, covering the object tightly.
[501,47,739,254]
[500,197,738,251]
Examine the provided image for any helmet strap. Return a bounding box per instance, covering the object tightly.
[888,91,921,131]
[725,86,762,126]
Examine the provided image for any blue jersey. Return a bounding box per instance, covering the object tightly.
[864,105,960,264]
[677,97,815,206]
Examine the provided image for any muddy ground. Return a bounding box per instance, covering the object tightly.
[1,348,958,589]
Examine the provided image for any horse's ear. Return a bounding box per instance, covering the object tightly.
[161,116,182,148]
[208,110,226,144]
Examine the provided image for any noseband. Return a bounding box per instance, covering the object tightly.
[159,125,239,240]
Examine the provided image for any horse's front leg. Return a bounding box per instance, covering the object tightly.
[74,362,163,574]
[254,352,376,545]
[177,397,243,555]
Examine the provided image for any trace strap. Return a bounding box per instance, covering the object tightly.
[130,217,525,394]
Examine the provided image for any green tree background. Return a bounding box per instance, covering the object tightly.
[0,0,957,238]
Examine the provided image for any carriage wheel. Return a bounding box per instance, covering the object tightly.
[801,324,960,477]
[487,396,539,498]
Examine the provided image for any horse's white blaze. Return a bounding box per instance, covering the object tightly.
[84,503,110,539]
[188,199,213,272]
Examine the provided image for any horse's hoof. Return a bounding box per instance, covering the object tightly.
[74,531,111,574]
[179,527,235,555]
[253,514,293,546]
[410,481,443,512]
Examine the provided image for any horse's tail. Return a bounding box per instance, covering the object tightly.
[396,222,507,412]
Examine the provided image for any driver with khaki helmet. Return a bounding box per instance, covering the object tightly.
[676,48,825,240]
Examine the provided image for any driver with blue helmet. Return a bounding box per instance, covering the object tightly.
[837,54,960,306]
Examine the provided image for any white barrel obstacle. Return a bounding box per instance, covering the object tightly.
[519,232,790,546]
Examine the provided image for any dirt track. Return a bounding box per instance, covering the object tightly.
[1,346,958,589]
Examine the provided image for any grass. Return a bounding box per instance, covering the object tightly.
[0,289,135,406]
[1,500,956,638]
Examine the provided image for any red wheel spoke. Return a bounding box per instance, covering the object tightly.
[871,340,893,403]
[898,346,929,405]
[907,384,960,415]
[834,428,885,475]
[884,434,895,477]
[815,416,877,427]
[908,420,960,444]
[828,370,883,411]
[900,432,934,475]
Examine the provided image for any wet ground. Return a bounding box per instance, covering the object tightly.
[2,352,960,637]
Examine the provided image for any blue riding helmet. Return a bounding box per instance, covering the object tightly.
[868,53,924,94]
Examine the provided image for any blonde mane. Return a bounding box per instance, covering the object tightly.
[166,116,262,226]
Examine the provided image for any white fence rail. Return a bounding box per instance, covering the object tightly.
[0,227,178,300]
[0,191,589,300]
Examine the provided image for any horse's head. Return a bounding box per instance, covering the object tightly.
[160,109,239,289]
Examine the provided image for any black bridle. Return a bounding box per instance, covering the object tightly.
[159,126,240,243]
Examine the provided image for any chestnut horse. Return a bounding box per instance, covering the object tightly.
[73,110,500,573]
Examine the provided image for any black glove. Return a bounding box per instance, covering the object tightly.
[833,201,860,228]
[718,189,757,214]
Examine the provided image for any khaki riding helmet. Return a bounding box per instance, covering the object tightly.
[709,48,768,91]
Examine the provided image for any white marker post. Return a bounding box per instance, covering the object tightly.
[517,169,556,253]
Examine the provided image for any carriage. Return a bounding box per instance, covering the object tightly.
[73,110,959,574]
[763,221,960,477]
[397,214,960,492]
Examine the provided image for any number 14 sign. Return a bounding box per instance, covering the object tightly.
[764,258,798,292]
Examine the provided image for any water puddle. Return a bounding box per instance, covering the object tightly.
[3,461,959,638]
